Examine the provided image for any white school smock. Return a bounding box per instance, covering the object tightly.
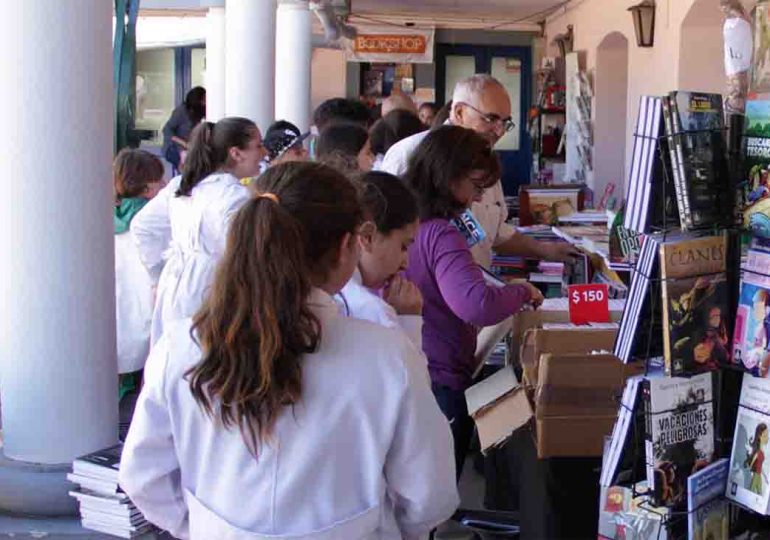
[131,172,249,344]
[115,230,154,374]
[119,289,458,540]
[337,269,423,351]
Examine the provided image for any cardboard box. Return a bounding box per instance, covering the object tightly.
[520,327,618,387]
[511,303,623,365]
[466,350,643,458]
[465,365,533,453]
[534,353,639,458]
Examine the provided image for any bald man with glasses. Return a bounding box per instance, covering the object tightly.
[381,74,578,269]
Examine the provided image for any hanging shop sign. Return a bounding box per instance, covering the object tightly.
[345,27,434,64]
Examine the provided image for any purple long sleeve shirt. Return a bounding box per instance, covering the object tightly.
[405,218,532,391]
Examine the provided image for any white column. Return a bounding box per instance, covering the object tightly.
[226,0,277,132]
[206,6,227,122]
[275,0,313,133]
[0,0,118,464]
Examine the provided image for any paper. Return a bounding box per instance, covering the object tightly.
[724,18,753,76]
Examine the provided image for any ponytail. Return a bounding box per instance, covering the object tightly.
[176,117,257,197]
[187,161,363,452]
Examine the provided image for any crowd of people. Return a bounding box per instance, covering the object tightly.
[114,74,578,539]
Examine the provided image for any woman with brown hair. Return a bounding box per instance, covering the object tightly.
[120,162,458,539]
[132,117,266,345]
[403,125,543,480]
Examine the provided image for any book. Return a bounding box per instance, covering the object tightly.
[658,234,730,376]
[623,96,680,234]
[726,373,770,515]
[666,91,730,230]
[518,185,584,226]
[732,248,770,377]
[643,372,715,508]
[687,458,729,540]
[741,98,770,238]
[601,374,646,487]
[72,444,122,484]
[614,234,662,363]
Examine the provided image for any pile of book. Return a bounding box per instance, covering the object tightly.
[68,444,153,538]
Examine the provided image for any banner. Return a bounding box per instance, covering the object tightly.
[344,27,434,64]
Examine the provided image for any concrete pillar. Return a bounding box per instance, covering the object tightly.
[206,6,226,122]
[275,0,312,133]
[226,0,277,132]
[0,0,117,514]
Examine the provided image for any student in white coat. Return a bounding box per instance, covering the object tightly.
[131,117,266,344]
[113,149,165,385]
[119,162,459,540]
[337,171,424,350]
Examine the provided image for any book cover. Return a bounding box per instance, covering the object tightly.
[644,372,715,508]
[732,249,770,377]
[726,374,770,515]
[741,99,770,238]
[668,92,729,230]
[659,235,730,376]
[687,458,729,540]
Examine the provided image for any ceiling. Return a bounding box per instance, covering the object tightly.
[348,0,567,31]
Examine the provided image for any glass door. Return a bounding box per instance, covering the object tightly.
[436,44,532,195]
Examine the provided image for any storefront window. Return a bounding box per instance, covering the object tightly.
[445,55,476,106]
[191,48,206,89]
[136,48,175,145]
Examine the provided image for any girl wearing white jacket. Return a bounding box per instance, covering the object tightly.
[113,149,165,380]
[131,117,266,344]
[119,162,458,539]
[337,171,425,351]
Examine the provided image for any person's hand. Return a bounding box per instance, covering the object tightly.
[542,242,581,264]
[524,282,544,309]
[384,275,423,315]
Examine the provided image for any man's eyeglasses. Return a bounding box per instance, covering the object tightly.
[458,102,515,133]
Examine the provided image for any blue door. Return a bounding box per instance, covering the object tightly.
[436,44,532,196]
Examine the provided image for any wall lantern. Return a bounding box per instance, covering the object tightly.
[628,0,656,48]
[551,25,574,58]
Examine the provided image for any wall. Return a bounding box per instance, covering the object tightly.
[678,0,726,93]
[311,47,348,115]
[544,0,753,198]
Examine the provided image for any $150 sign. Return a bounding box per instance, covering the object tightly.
[568,284,610,325]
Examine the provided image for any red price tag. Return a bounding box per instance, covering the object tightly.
[568,284,610,325]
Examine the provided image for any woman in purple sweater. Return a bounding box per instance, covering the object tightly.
[403,125,543,478]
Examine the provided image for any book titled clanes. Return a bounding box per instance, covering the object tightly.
[659,234,730,376]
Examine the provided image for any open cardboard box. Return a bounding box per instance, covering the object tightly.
[467,327,641,458]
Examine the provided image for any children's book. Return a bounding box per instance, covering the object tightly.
[726,373,770,515]
[732,248,770,377]
[643,372,715,508]
[687,458,729,540]
[658,234,730,376]
[741,99,770,238]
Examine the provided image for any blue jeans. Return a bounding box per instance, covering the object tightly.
[432,383,474,483]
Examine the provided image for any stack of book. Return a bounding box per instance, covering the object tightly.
[68,444,153,538]
[662,91,730,231]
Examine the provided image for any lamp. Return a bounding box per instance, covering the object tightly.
[551,25,574,58]
[628,0,655,47]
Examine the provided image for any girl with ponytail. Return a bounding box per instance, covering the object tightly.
[120,162,458,539]
[132,117,266,344]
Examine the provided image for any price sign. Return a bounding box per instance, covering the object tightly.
[568,284,610,325]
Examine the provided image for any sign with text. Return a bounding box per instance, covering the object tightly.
[345,27,434,63]
[568,284,610,325]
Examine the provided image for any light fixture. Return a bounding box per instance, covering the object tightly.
[628,0,656,48]
[551,25,574,58]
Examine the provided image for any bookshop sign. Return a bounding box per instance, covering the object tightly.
[345,28,434,63]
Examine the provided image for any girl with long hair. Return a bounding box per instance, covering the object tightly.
[403,125,543,480]
[120,162,458,539]
[746,423,769,495]
[337,171,424,350]
[132,117,266,344]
